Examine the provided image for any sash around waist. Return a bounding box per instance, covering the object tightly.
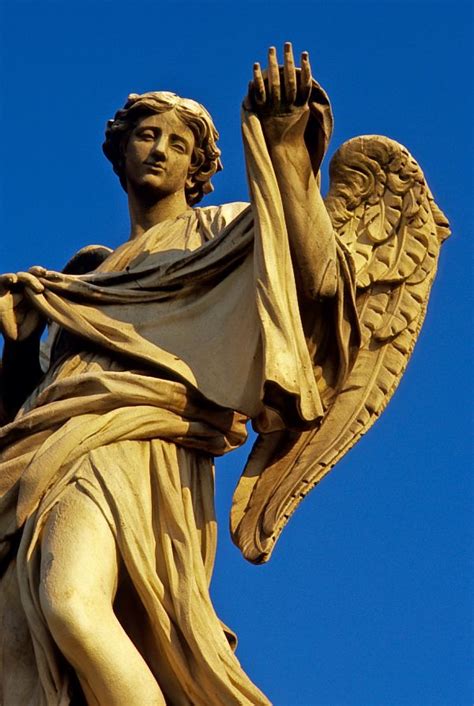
[0,370,248,537]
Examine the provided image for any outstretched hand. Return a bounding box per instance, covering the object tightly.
[245,42,314,149]
[246,42,313,116]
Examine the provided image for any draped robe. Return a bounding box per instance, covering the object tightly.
[0,102,356,705]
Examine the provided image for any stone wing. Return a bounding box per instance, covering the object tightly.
[231,135,450,564]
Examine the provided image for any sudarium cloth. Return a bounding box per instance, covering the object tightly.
[0,106,348,705]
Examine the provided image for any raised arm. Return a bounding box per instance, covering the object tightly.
[246,43,337,300]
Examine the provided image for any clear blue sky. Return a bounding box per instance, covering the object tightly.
[0,1,472,704]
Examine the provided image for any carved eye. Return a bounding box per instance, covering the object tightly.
[171,140,187,154]
[137,130,155,141]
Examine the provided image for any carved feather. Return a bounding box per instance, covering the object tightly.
[231,135,450,564]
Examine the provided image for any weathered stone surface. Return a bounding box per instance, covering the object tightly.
[0,44,448,705]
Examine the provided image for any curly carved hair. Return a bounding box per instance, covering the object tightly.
[103,91,222,206]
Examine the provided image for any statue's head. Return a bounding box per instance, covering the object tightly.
[103,91,222,206]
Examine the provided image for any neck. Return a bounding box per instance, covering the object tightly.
[127,188,190,240]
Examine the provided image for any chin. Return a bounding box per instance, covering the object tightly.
[130,179,180,202]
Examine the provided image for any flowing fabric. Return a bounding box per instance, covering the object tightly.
[0,206,273,705]
[0,95,352,705]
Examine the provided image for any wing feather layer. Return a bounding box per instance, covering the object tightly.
[231,135,450,563]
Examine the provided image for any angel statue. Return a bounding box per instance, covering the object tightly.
[0,43,449,706]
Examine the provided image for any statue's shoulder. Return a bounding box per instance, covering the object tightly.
[194,202,250,241]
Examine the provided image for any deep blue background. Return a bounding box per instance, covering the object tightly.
[0,2,472,704]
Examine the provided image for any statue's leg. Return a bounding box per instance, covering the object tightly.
[39,482,165,706]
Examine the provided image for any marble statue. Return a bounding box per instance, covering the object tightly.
[0,44,449,705]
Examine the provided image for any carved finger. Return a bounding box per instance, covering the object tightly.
[243,81,254,111]
[29,265,47,278]
[252,63,266,106]
[31,267,62,282]
[299,51,312,105]
[267,46,281,108]
[283,42,297,105]
[0,273,19,289]
[16,272,45,293]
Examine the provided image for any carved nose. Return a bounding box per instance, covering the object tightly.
[151,137,168,160]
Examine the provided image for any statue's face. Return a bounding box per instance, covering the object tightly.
[123,110,195,200]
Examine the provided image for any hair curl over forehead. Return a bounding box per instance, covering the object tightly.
[103,91,222,206]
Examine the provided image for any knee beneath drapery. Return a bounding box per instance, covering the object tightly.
[39,581,109,648]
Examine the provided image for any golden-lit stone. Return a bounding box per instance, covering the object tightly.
[0,43,448,705]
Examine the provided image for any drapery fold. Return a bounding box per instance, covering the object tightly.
[0,92,353,705]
